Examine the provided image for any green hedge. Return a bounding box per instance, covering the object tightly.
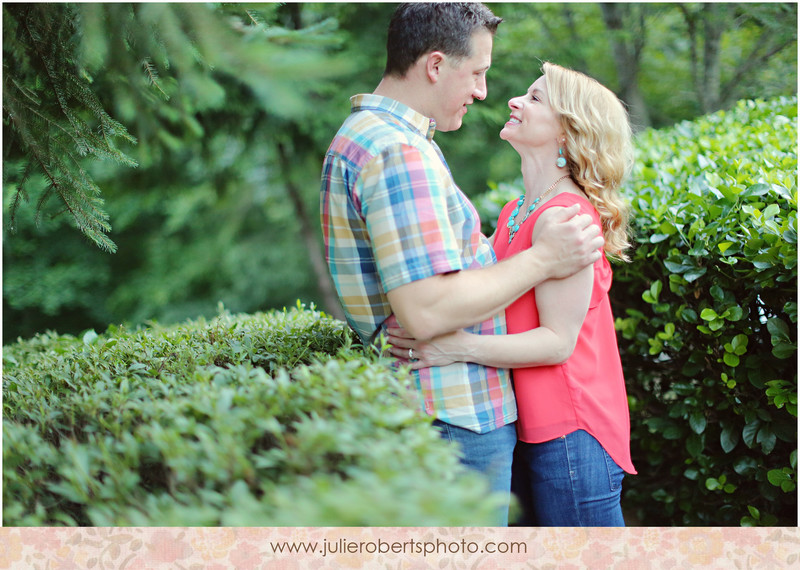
[478,96,797,526]
[613,97,797,526]
[3,303,502,526]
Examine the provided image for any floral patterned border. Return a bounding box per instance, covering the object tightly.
[1,527,798,569]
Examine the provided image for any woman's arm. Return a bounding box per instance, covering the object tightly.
[388,207,595,369]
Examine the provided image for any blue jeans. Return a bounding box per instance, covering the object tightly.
[433,420,516,526]
[512,429,626,527]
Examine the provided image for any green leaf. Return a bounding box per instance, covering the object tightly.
[730,334,748,354]
[742,420,760,448]
[733,456,758,476]
[767,469,790,487]
[642,280,663,304]
[83,330,99,345]
[700,308,718,321]
[664,260,692,273]
[720,426,739,453]
[709,319,725,331]
[723,353,740,367]
[763,204,781,219]
[767,318,794,343]
[742,183,772,198]
[725,306,744,322]
[688,412,707,434]
[773,342,797,359]
[718,241,734,253]
[757,425,777,454]
[684,268,707,282]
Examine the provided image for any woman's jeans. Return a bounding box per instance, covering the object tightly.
[433,420,516,526]
[512,429,626,527]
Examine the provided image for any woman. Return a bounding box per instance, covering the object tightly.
[387,62,636,526]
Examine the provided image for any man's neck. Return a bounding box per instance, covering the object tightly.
[374,75,433,119]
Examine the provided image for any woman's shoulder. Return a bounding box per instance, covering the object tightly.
[539,192,598,220]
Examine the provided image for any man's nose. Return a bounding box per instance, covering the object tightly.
[474,76,487,101]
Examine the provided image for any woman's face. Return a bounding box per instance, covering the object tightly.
[500,75,563,152]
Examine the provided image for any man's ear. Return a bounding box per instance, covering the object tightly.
[425,51,446,83]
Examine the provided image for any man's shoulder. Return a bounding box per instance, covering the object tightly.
[346,107,423,142]
[330,107,429,158]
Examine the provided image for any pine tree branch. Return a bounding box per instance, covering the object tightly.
[141,57,170,101]
[3,3,137,252]
[245,9,266,28]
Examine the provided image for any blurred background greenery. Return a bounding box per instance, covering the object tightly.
[3,2,797,342]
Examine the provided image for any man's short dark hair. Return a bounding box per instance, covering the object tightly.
[384,3,502,77]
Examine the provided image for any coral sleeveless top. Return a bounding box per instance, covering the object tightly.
[493,192,636,474]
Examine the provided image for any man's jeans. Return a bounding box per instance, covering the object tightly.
[433,419,516,526]
[512,428,626,526]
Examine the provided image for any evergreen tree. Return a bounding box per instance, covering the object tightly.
[3,4,136,252]
[3,3,349,252]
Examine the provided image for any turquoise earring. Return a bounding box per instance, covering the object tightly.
[556,147,567,168]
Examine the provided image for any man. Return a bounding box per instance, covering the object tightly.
[320,3,602,525]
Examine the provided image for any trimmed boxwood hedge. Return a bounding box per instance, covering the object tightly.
[477,96,797,526]
[3,303,503,526]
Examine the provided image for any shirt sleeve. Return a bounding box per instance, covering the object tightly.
[357,143,468,293]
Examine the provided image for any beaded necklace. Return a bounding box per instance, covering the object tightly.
[506,175,571,244]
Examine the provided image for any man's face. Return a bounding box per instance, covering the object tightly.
[434,29,493,132]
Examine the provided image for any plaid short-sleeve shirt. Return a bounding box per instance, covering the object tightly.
[320,94,516,433]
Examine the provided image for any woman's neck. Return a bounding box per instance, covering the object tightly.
[520,156,567,200]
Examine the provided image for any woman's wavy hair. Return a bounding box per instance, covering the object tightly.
[543,61,633,261]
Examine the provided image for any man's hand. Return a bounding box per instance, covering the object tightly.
[385,325,467,370]
[530,204,604,280]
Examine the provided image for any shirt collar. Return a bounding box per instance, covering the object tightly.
[350,94,437,141]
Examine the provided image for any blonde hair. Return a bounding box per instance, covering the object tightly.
[542,61,633,261]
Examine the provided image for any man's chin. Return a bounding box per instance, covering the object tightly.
[437,119,463,133]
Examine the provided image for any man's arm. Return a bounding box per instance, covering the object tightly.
[387,204,602,340]
[387,260,593,368]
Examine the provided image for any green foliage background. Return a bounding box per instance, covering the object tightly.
[3,2,798,527]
